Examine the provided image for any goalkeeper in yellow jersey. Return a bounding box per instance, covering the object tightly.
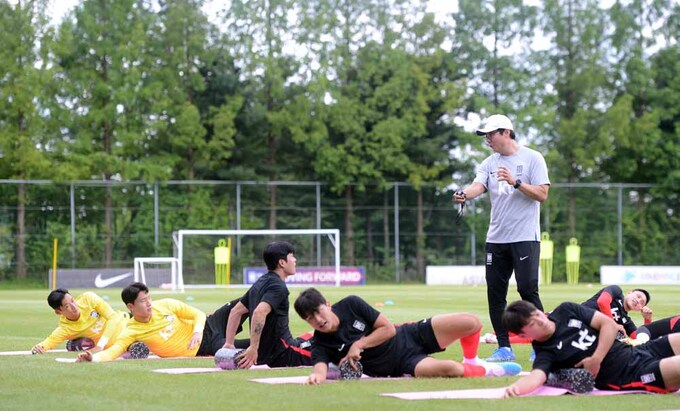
[76,282,249,362]
[32,289,128,354]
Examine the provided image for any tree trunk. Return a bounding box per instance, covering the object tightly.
[383,191,390,263]
[105,183,113,268]
[568,175,576,237]
[416,190,425,280]
[16,183,27,278]
[269,184,277,229]
[344,186,355,265]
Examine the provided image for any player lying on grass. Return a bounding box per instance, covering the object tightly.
[76,282,249,362]
[582,285,652,339]
[502,300,680,397]
[293,287,522,385]
[32,289,128,354]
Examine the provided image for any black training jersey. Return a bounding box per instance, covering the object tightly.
[240,271,291,364]
[582,285,637,335]
[533,302,633,384]
[311,296,395,369]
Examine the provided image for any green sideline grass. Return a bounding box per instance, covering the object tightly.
[1,284,679,410]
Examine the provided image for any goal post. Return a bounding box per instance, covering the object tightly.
[133,257,182,293]
[172,229,341,288]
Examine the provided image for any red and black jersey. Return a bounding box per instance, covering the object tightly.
[582,285,637,336]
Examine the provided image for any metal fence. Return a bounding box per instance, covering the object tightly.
[1,179,678,284]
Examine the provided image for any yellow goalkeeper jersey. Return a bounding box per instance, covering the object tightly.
[93,298,206,362]
[38,292,128,351]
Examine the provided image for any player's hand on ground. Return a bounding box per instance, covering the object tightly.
[187,332,202,350]
[503,384,521,398]
[306,372,325,385]
[236,346,257,369]
[75,351,93,362]
[575,356,600,377]
[641,306,653,321]
[31,345,46,355]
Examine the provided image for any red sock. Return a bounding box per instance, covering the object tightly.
[460,328,481,360]
[462,363,486,377]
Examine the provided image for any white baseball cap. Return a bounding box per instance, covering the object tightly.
[476,114,513,135]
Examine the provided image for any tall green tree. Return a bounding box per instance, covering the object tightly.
[0,0,54,278]
[223,0,307,229]
[54,0,155,267]
[453,0,538,113]
[599,0,673,262]
[540,0,611,236]
[150,0,214,181]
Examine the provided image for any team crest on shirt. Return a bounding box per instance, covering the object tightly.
[89,311,100,318]
[516,165,523,176]
[353,320,366,332]
[567,319,582,328]
[165,315,175,322]
[640,373,656,384]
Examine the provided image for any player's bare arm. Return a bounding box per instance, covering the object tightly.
[454,182,486,203]
[306,362,329,385]
[503,369,546,398]
[575,311,618,376]
[224,301,249,348]
[237,301,271,369]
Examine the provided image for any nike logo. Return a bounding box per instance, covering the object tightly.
[338,344,345,351]
[520,256,529,261]
[95,272,133,288]
[557,341,563,350]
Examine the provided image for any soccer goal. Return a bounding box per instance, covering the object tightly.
[172,229,341,288]
[133,257,183,293]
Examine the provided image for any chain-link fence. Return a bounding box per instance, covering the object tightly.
[1,180,678,284]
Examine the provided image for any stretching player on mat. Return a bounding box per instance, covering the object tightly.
[223,241,313,369]
[75,282,249,362]
[582,285,652,339]
[32,289,128,354]
[294,287,522,385]
[502,300,680,397]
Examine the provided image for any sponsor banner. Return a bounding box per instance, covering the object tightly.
[600,266,680,285]
[426,265,531,286]
[243,266,365,286]
[49,268,138,289]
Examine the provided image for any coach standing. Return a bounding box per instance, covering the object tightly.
[453,114,550,362]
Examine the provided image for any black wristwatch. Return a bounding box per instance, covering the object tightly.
[513,179,522,189]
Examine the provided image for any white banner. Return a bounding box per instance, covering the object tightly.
[425,266,523,286]
[600,265,680,285]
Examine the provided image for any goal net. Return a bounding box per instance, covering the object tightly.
[133,257,182,292]
[172,229,341,289]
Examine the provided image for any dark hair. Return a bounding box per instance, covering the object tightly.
[47,288,69,310]
[121,282,149,305]
[632,288,651,305]
[294,288,327,319]
[502,300,539,334]
[263,241,295,271]
[497,128,517,140]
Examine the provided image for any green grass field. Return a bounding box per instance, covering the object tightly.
[1,284,679,410]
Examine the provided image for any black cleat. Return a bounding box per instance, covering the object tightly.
[545,368,595,394]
